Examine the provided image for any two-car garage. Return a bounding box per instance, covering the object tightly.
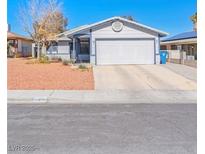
[96,39,155,65]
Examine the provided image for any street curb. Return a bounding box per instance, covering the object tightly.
[7,90,197,104]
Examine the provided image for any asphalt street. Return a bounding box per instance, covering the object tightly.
[8,104,197,154]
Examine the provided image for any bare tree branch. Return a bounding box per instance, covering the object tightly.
[18,0,68,57]
[19,0,67,41]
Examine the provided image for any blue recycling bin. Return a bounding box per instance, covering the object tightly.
[160,51,167,64]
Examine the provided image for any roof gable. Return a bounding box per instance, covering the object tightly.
[58,16,168,37]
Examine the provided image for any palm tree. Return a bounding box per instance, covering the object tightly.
[190,13,197,31]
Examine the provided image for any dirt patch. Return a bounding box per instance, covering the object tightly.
[8,58,94,90]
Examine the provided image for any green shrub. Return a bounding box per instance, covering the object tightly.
[50,56,62,63]
[66,59,75,64]
[70,59,76,64]
[62,59,75,65]
[15,52,22,58]
[39,55,50,64]
[78,64,87,70]
[58,57,62,62]
[62,60,69,65]
[51,56,61,61]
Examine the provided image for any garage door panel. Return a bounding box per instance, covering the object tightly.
[96,39,154,65]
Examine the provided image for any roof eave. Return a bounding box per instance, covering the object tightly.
[159,33,169,37]
[160,38,197,44]
[8,37,32,41]
[162,37,197,42]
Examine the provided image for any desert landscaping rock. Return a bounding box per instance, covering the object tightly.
[8,58,94,90]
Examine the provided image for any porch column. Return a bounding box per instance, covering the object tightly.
[89,29,95,65]
[32,43,35,58]
[72,37,76,59]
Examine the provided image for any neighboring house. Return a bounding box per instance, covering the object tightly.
[160,31,197,67]
[161,31,197,59]
[7,30,33,57]
[46,16,168,65]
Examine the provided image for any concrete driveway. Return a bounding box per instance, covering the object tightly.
[94,64,197,90]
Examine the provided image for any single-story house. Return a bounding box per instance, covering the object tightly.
[47,16,168,65]
[7,31,33,57]
[160,31,197,60]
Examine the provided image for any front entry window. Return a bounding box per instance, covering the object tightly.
[80,40,89,54]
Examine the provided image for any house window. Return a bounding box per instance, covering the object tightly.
[58,41,69,46]
[70,43,73,51]
[160,45,167,50]
[171,45,177,50]
[80,40,89,54]
[47,41,58,54]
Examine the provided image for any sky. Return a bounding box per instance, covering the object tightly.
[7,0,196,37]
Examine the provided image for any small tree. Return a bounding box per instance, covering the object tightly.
[19,0,67,59]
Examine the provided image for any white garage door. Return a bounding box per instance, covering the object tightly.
[96,39,155,65]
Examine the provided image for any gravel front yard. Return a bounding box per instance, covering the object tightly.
[8,58,94,90]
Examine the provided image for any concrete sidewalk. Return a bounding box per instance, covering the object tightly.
[8,90,197,104]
